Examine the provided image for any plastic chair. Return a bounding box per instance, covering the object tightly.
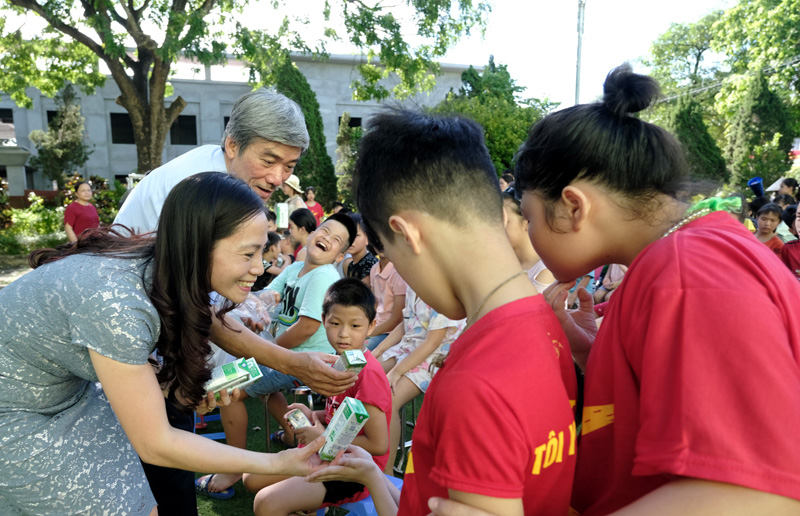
[194,411,226,440]
[316,475,404,516]
[393,398,417,475]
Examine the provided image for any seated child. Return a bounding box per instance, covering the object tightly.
[755,203,785,256]
[244,278,391,515]
[371,285,465,474]
[289,207,317,262]
[253,231,282,292]
[592,263,628,304]
[343,213,379,283]
[196,214,356,495]
[280,229,299,266]
[365,239,407,351]
[502,188,555,293]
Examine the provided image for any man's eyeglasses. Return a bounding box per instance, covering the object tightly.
[503,186,522,205]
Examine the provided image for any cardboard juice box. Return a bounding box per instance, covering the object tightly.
[286,408,312,430]
[203,357,263,398]
[332,349,367,373]
[319,397,369,461]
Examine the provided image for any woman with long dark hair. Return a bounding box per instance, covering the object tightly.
[0,172,324,515]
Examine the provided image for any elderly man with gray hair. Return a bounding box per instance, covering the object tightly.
[114,89,354,512]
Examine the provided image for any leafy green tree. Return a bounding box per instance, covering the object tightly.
[274,56,337,209]
[334,112,361,210]
[665,95,728,182]
[27,84,92,187]
[714,0,800,95]
[724,71,794,191]
[433,57,556,173]
[0,0,490,173]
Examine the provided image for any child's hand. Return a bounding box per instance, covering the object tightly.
[274,434,327,477]
[284,403,314,424]
[241,317,265,333]
[294,411,325,446]
[386,369,403,394]
[305,445,380,486]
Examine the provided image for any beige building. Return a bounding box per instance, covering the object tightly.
[0,53,474,193]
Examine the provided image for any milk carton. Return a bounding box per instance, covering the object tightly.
[286,408,312,430]
[319,397,370,461]
[332,349,367,373]
[204,357,263,398]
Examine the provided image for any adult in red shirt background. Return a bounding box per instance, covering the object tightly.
[64,181,100,242]
[304,186,325,225]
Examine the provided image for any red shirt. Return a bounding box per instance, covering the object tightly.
[781,240,800,279]
[64,201,100,236]
[763,234,784,256]
[573,212,800,515]
[398,296,577,516]
[307,201,324,225]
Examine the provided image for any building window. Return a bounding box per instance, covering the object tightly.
[0,108,13,124]
[110,113,136,144]
[170,115,197,145]
[338,116,362,128]
[46,110,58,125]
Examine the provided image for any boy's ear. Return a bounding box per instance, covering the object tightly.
[387,214,422,255]
[502,205,509,228]
[560,185,591,232]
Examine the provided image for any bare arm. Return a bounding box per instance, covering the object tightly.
[386,328,446,392]
[370,295,405,337]
[372,323,405,359]
[275,315,320,350]
[448,490,522,516]
[210,315,354,396]
[65,222,77,242]
[350,403,389,457]
[89,350,326,476]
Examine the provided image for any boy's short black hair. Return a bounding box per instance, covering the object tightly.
[782,204,797,227]
[353,109,501,247]
[322,277,377,322]
[323,212,358,249]
[265,231,281,251]
[776,193,796,206]
[265,209,277,223]
[757,202,783,220]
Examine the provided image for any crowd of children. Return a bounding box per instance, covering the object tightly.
[4,66,799,516]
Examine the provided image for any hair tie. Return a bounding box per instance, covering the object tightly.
[685,196,742,217]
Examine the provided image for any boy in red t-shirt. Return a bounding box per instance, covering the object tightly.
[782,208,800,279]
[755,203,785,256]
[307,111,577,515]
[244,278,391,515]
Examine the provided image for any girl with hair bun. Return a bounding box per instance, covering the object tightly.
[428,65,800,515]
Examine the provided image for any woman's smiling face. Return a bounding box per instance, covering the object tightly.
[209,212,269,303]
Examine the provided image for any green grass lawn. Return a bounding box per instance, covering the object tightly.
[194,392,423,516]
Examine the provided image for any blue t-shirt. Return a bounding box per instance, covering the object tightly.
[267,261,338,353]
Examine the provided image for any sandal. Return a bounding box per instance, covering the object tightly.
[270,430,296,448]
[195,474,235,500]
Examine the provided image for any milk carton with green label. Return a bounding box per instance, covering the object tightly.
[332,349,367,373]
[319,397,370,461]
[203,357,263,398]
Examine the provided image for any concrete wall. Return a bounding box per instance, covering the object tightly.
[0,53,471,189]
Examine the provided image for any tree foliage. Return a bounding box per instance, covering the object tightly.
[334,112,361,210]
[274,56,337,210]
[27,84,92,187]
[0,0,490,173]
[724,71,793,191]
[433,57,557,174]
[665,95,727,182]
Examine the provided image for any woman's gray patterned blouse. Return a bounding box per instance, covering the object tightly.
[0,254,161,515]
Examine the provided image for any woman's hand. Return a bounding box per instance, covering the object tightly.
[305,445,380,486]
[195,388,240,415]
[272,434,328,477]
[294,412,325,446]
[543,281,598,371]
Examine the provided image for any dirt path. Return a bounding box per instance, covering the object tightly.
[0,255,32,289]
